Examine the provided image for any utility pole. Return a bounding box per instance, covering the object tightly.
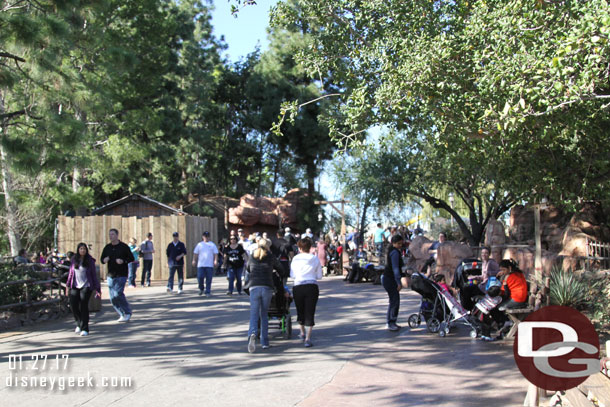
[315,193,351,270]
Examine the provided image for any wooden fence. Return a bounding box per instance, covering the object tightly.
[57,215,218,280]
[586,237,610,270]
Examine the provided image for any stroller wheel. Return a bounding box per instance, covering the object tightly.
[427,318,440,333]
[439,328,446,337]
[439,322,450,336]
[408,314,421,328]
[469,329,478,339]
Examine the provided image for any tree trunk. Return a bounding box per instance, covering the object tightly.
[306,161,316,198]
[0,90,22,255]
[358,198,370,246]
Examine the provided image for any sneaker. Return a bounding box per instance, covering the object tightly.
[298,333,306,341]
[123,314,131,322]
[198,290,203,296]
[480,335,494,341]
[166,287,171,293]
[261,345,270,349]
[205,293,211,298]
[177,289,183,294]
[248,334,256,353]
[304,340,313,348]
[80,331,89,337]
[146,283,151,287]
[237,292,242,295]
[226,291,232,295]
[117,315,127,322]
[75,327,81,334]
[386,323,399,331]
[128,285,136,288]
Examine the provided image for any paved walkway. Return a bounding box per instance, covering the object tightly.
[0,276,528,406]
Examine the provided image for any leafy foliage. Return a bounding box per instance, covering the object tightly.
[271,0,610,212]
[549,267,590,309]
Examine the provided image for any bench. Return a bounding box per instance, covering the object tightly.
[564,370,610,407]
[503,277,550,340]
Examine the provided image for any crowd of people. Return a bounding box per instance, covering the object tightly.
[37,220,528,345]
[61,226,328,352]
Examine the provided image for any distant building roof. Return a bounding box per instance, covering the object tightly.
[92,193,184,216]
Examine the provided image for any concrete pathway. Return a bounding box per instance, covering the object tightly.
[0,275,528,406]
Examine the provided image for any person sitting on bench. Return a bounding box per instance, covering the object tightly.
[497,259,528,311]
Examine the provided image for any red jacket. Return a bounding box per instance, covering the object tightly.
[502,272,527,303]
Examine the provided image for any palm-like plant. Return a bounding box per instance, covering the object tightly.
[548,267,589,310]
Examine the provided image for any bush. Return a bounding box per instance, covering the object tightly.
[0,263,46,307]
[584,272,610,328]
[548,267,590,310]
[547,267,610,329]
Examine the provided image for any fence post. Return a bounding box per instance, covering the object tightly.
[25,283,31,322]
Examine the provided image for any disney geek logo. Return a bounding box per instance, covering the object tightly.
[514,305,600,391]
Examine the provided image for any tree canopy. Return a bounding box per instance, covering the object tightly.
[0,0,335,254]
[269,0,610,243]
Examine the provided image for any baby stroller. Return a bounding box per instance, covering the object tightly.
[407,272,447,334]
[453,258,482,291]
[266,290,293,339]
[408,272,480,338]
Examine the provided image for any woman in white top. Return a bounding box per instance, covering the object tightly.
[290,237,323,348]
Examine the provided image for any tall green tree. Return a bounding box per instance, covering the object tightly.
[1,0,102,254]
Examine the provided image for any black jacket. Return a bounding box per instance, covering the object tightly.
[101,241,134,278]
[245,252,284,294]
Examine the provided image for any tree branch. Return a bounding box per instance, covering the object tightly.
[0,110,26,120]
[0,52,26,63]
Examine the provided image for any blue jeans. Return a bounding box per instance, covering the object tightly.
[381,275,400,324]
[167,264,184,291]
[107,276,132,317]
[197,267,214,294]
[141,259,152,286]
[227,266,243,293]
[375,242,383,258]
[127,262,138,287]
[248,286,273,347]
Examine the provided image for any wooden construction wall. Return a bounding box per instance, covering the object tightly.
[58,215,218,280]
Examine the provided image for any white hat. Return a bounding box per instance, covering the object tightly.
[285,227,291,233]
[306,228,312,233]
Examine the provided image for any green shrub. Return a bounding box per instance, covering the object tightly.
[549,267,590,310]
[584,272,610,327]
[0,263,46,307]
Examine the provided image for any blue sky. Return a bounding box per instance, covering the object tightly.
[210,0,278,62]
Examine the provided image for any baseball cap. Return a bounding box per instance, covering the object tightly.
[172,232,179,237]
[202,231,210,237]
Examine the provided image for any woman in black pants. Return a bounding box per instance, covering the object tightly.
[290,238,323,348]
[66,243,101,336]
